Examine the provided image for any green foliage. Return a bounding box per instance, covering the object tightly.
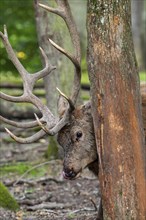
[0,163,33,175]
[0,0,144,89]
[81,57,89,84]
[0,162,46,177]
[67,212,76,219]
[139,71,146,82]
[45,137,58,160]
[0,0,41,75]
[0,71,22,84]
[0,182,19,211]
[81,72,90,84]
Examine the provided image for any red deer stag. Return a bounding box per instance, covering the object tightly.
[0,1,99,181]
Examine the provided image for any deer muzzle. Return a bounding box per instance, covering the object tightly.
[62,168,81,180]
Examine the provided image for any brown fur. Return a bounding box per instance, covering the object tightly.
[57,101,98,179]
[57,101,102,218]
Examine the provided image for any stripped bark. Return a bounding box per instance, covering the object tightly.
[87,0,145,219]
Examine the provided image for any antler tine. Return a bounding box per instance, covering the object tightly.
[0,28,56,89]
[0,92,26,102]
[0,25,58,113]
[39,0,81,105]
[0,115,45,129]
[34,113,50,134]
[31,47,56,83]
[5,128,46,144]
[1,1,82,143]
[48,39,80,71]
[38,3,63,17]
[58,0,81,105]
[4,24,8,37]
[34,113,70,136]
[55,0,81,61]
[0,25,61,141]
[39,1,81,58]
[56,87,75,111]
[0,26,28,80]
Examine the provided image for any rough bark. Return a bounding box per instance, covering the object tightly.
[87,0,145,219]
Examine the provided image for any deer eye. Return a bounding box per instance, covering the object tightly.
[76,131,82,139]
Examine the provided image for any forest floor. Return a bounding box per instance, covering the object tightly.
[0,127,100,220]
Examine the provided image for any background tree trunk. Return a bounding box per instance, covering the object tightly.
[141,1,146,70]
[131,0,144,71]
[34,0,86,112]
[34,0,66,159]
[34,0,72,115]
[87,0,145,219]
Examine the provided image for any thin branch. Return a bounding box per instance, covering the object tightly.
[27,202,72,211]
[69,207,96,214]
[90,197,98,211]
[18,194,52,206]
[14,160,61,186]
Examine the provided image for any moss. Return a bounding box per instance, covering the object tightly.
[44,137,58,160]
[67,212,76,219]
[0,162,46,177]
[0,163,33,175]
[0,182,19,211]
[139,71,146,82]
[1,136,16,143]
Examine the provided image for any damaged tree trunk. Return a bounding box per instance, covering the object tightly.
[87,0,145,219]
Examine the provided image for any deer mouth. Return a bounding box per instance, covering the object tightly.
[62,169,81,180]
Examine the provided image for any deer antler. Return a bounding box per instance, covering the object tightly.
[39,0,81,105]
[0,0,81,143]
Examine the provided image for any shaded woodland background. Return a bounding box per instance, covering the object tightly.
[0,0,145,219]
[0,0,145,81]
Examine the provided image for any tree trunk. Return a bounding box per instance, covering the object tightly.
[34,0,62,159]
[34,0,64,115]
[87,0,145,219]
[141,1,146,70]
[34,0,83,112]
[131,0,144,70]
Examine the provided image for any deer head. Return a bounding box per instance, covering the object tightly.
[58,101,98,179]
[0,0,98,179]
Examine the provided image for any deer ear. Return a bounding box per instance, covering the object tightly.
[82,101,91,114]
[57,95,68,117]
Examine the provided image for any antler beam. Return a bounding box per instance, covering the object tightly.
[0,26,58,143]
[0,0,82,143]
[39,0,81,105]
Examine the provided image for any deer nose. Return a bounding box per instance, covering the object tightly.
[63,169,76,179]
